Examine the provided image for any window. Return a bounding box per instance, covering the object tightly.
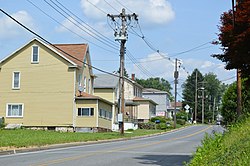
[99,109,112,120]
[83,76,87,92]
[83,57,87,67]
[78,74,82,86]
[78,108,94,116]
[6,104,24,117]
[32,45,39,63]
[88,79,91,94]
[12,72,20,89]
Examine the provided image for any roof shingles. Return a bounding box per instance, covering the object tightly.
[53,44,88,67]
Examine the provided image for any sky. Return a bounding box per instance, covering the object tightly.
[0,0,236,97]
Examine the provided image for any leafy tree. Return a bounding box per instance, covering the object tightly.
[203,73,223,122]
[182,69,203,122]
[220,78,250,124]
[136,77,173,100]
[212,1,250,78]
[117,68,129,78]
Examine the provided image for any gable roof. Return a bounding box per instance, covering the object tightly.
[133,97,158,105]
[75,92,113,105]
[94,74,119,89]
[53,44,88,67]
[94,74,143,89]
[0,38,88,69]
[143,88,170,96]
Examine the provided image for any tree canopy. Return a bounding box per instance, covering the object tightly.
[182,69,226,123]
[220,78,250,124]
[136,77,173,100]
[212,1,250,78]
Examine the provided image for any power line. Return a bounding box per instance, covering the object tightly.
[115,0,133,13]
[84,1,155,78]
[86,0,108,15]
[26,0,116,55]
[104,0,120,13]
[43,0,118,51]
[53,0,118,47]
[0,8,120,78]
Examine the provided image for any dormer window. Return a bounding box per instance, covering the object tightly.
[31,45,39,63]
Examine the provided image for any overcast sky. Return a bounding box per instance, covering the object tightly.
[0,0,235,97]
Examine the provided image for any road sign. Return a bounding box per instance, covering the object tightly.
[184,104,190,110]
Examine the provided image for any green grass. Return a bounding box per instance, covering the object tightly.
[0,129,165,149]
[188,116,250,166]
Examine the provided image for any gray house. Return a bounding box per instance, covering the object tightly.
[142,88,171,117]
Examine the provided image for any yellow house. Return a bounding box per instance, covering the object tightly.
[0,38,112,132]
[94,74,157,130]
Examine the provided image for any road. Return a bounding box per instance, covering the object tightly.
[0,125,224,166]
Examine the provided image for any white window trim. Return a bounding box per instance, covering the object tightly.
[6,103,24,118]
[31,45,39,63]
[83,76,87,92]
[88,78,91,94]
[78,107,94,116]
[12,71,20,89]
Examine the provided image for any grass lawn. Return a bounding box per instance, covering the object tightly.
[0,129,168,149]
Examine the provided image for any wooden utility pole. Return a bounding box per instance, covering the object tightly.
[194,70,198,123]
[108,9,138,135]
[174,58,179,128]
[232,0,242,116]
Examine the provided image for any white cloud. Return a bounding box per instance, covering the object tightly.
[55,16,113,38]
[80,0,175,26]
[130,54,235,85]
[0,11,35,39]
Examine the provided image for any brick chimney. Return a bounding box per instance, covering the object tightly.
[131,74,135,81]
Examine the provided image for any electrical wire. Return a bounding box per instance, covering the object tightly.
[54,0,118,47]
[86,0,108,15]
[26,0,117,55]
[104,0,120,13]
[115,0,133,13]
[0,8,120,78]
[43,0,118,51]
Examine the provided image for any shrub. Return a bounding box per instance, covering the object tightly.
[150,116,166,123]
[138,123,155,130]
[177,119,186,125]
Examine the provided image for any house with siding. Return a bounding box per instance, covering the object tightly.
[94,74,157,129]
[0,38,113,132]
[142,88,171,118]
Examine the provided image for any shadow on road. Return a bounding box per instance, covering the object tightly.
[134,154,191,166]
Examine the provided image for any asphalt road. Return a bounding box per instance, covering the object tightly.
[0,125,224,166]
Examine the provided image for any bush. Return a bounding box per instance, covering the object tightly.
[188,116,250,166]
[177,119,186,125]
[0,117,5,128]
[138,123,155,130]
[150,116,166,123]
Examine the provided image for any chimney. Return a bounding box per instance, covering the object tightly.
[131,74,135,81]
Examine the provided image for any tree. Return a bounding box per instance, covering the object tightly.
[136,77,173,100]
[220,78,250,124]
[203,73,223,122]
[182,69,204,122]
[117,67,129,78]
[212,1,250,78]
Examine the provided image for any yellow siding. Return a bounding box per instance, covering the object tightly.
[0,40,75,126]
[76,51,93,95]
[137,101,150,120]
[94,89,114,102]
[75,99,97,127]
[98,100,112,129]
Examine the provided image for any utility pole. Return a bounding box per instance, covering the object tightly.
[108,9,138,135]
[174,58,179,128]
[232,0,242,117]
[213,97,216,122]
[194,70,198,123]
[201,85,205,124]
